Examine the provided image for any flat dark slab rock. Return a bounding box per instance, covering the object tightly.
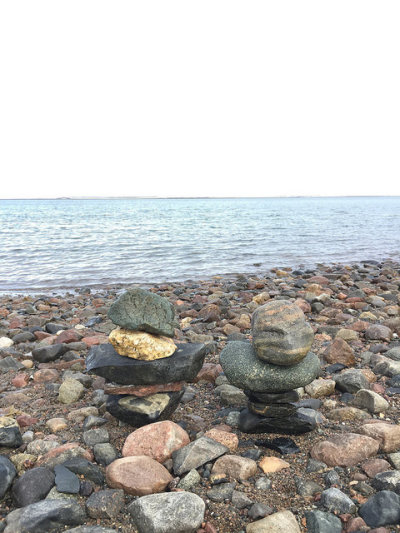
[254,437,301,454]
[86,343,206,385]
[106,390,184,426]
[238,408,316,434]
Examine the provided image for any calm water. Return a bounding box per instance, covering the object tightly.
[0,197,399,291]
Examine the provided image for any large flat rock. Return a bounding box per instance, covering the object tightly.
[86,343,206,385]
[220,341,320,392]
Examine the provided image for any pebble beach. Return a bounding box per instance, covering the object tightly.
[1,259,400,533]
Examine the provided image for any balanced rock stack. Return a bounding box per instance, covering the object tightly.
[220,300,320,434]
[86,288,206,427]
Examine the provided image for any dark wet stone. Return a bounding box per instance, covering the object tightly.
[238,408,316,434]
[359,490,400,528]
[12,467,55,507]
[61,458,104,486]
[295,476,323,497]
[93,443,118,466]
[244,390,300,404]
[12,331,35,343]
[4,499,86,533]
[334,369,370,393]
[108,288,177,337]
[85,489,124,519]
[220,342,320,392]
[0,426,22,448]
[305,510,342,533]
[248,401,297,417]
[106,390,184,426]
[387,387,400,396]
[207,482,235,502]
[86,343,206,385]
[32,343,68,363]
[54,465,80,494]
[45,323,67,334]
[248,502,274,520]
[254,437,300,455]
[0,456,17,498]
[0,356,25,372]
[241,449,263,461]
[325,363,346,374]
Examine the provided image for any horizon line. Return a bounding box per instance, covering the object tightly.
[1,194,400,200]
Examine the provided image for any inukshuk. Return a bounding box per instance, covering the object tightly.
[86,288,206,426]
[220,300,320,434]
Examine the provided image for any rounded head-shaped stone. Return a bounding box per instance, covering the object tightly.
[251,300,314,365]
[108,288,176,337]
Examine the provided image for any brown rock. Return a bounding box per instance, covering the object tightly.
[54,329,83,344]
[346,517,368,532]
[104,382,183,396]
[106,456,172,495]
[365,325,392,342]
[46,417,68,432]
[259,456,290,473]
[194,363,223,383]
[33,369,60,383]
[204,429,239,452]
[211,454,258,480]
[358,422,400,453]
[310,433,380,466]
[324,337,355,366]
[198,304,221,322]
[122,421,189,463]
[109,328,176,360]
[361,458,391,478]
[11,373,29,388]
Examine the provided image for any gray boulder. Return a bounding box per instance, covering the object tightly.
[128,492,205,533]
[4,499,86,533]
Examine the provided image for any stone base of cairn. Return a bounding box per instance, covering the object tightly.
[220,300,320,434]
[86,288,206,427]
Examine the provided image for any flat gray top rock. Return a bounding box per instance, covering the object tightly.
[220,341,320,392]
[86,342,206,385]
[108,288,176,337]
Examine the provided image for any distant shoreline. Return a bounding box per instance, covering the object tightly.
[1,195,400,201]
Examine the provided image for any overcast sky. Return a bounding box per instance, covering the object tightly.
[0,1,399,199]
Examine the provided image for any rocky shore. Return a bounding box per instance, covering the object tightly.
[1,259,400,532]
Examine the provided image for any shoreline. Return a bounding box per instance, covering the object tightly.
[1,259,400,531]
[1,257,399,297]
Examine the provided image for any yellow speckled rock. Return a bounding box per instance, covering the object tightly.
[109,328,177,360]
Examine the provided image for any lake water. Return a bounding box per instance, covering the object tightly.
[0,197,399,291]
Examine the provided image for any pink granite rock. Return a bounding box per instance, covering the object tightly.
[311,433,380,466]
[106,456,172,495]
[122,420,189,463]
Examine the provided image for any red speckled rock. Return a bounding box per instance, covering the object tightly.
[122,420,189,463]
[54,329,82,344]
[311,433,380,466]
[359,422,400,453]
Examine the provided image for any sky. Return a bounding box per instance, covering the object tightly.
[0,1,399,199]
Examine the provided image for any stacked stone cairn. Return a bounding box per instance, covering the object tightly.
[86,288,206,426]
[220,300,321,434]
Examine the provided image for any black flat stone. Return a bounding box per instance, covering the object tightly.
[254,437,300,455]
[86,343,206,385]
[238,408,316,434]
[106,390,184,426]
[244,390,300,404]
[248,401,297,418]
